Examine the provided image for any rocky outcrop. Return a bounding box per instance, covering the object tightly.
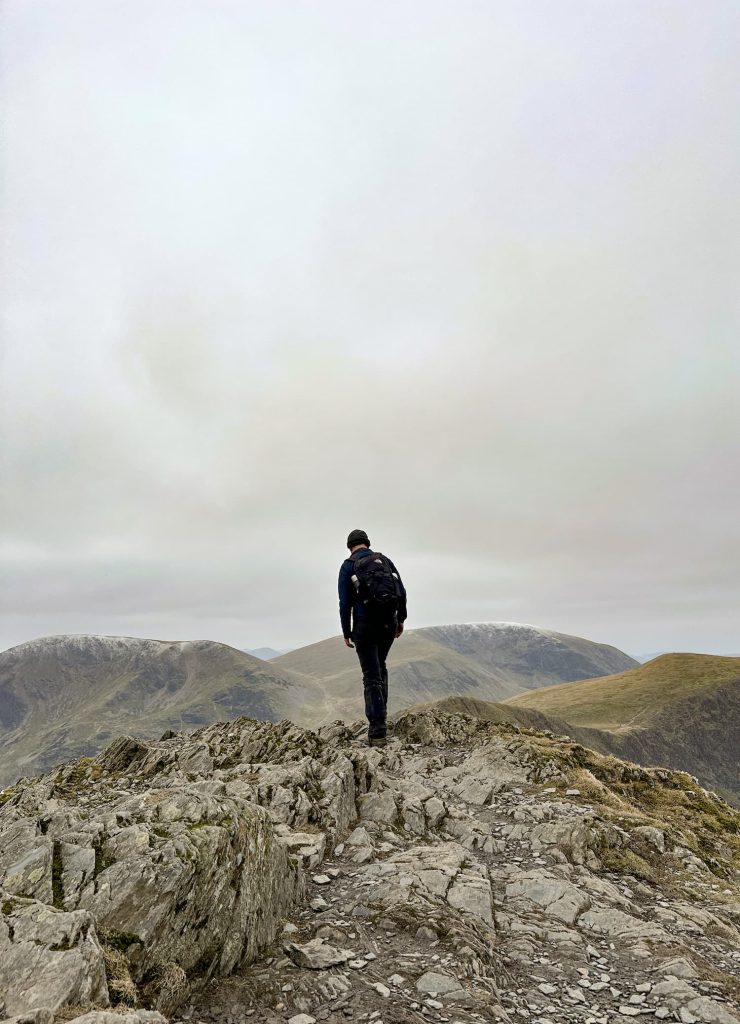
[1,710,739,1024]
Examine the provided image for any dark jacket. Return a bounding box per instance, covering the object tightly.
[338,547,408,639]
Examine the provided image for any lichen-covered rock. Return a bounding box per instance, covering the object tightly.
[579,906,670,943]
[1,706,738,1024]
[0,893,108,1014]
[0,1011,54,1024]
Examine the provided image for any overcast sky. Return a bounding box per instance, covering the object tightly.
[1,1,738,657]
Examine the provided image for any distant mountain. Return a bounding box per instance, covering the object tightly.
[507,654,740,804]
[417,623,636,688]
[0,634,327,787]
[631,651,667,663]
[631,650,740,663]
[245,646,286,660]
[271,622,637,721]
[0,624,638,790]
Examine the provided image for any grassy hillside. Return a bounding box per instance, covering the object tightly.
[507,654,740,804]
[508,653,740,730]
[0,635,328,786]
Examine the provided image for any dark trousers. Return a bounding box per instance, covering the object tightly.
[352,620,395,738]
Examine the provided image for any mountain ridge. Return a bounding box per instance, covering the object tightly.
[506,653,740,804]
[1,705,738,1022]
[271,620,637,718]
[0,633,327,787]
[0,625,655,791]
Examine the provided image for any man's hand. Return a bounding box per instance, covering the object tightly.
[395,623,404,639]
[344,636,354,648]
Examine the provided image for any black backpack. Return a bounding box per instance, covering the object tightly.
[350,551,403,624]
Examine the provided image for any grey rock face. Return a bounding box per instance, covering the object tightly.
[1,1012,55,1024]
[0,894,108,1015]
[0,778,301,1009]
[0,707,738,1024]
[505,868,591,924]
[58,1015,167,1024]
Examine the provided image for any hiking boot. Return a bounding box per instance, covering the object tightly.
[368,736,387,748]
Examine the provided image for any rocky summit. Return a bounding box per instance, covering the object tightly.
[1,709,739,1024]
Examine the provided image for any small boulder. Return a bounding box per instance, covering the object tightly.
[416,971,462,996]
[286,938,352,970]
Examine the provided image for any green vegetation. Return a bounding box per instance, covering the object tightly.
[598,845,658,883]
[0,785,19,807]
[503,656,740,805]
[543,738,740,879]
[508,654,740,730]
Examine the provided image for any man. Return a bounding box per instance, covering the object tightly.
[338,529,407,747]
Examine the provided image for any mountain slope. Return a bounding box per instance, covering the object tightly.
[416,622,636,688]
[272,622,637,719]
[507,654,740,803]
[0,634,327,786]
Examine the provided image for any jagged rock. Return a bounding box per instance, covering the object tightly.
[423,796,447,828]
[0,894,108,1014]
[345,825,373,847]
[505,868,591,924]
[342,825,374,864]
[682,998,739,1024]
[279,830,327,869]
[1,1011,54,1024]
[656,957,700,979]
[652,977,702,1006]
[651,979,740,1023]
[1,783,301,1012]
[631,825,666,853]
[447,866,495,924]
[528,815,595,866]
[95,736,151,773]
[1,707,738,1024]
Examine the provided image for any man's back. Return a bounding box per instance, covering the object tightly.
[338,546,407,640]
[338,529,407,746]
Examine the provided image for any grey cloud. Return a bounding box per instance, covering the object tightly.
[1,1,738,655]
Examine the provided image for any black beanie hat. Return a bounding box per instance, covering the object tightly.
[347,529,370,549]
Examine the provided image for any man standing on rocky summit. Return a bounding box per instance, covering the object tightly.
[339,529,407,747]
